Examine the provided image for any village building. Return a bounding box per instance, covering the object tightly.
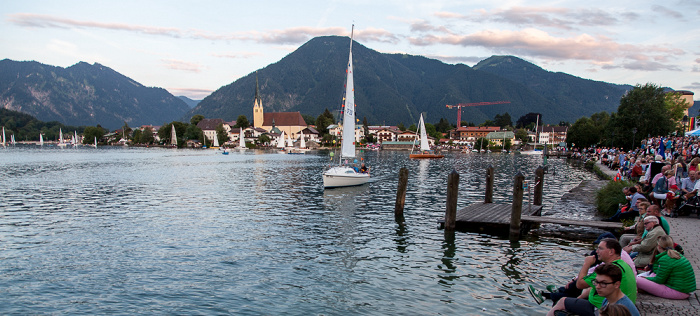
[448,126,501,144]
[485,131,515,146]
[370,126,400,143]
[537,126,569,145]
[252,74,307,138]
[196,118,225,143]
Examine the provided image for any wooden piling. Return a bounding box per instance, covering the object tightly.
[509,172,525,241]
[395,168,409,218]
[534,166,544,206]
[485,165,494,204]
[445,170,460,231]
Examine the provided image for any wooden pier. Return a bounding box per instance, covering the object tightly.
[436,165,622,239]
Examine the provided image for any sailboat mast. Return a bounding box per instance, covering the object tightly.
[340,24,356,159]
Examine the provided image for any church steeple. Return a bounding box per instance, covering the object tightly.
[253,71,264,128]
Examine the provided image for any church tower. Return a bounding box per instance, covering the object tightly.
[253,72,264,128]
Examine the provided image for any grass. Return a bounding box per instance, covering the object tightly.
[595,180,635,217]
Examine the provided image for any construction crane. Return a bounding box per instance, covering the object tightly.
[445,101,510,126]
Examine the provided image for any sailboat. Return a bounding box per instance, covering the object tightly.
[520,115,543,155]
[73,131,79,147]
[11,134,16,146]
[94,136,98,148]
[39,133,44,146]
[1,126,5,147]
[409,114,444,159]
[170,124,178,148]
[322,25,370,188]
[237,128,246,150]
[58,128,67,147]
[213,131,220,149]
[202,130,207,148]
[276,131,286,151]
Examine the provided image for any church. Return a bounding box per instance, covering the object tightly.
[252,74,307,137]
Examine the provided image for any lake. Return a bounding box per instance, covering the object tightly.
[1,146,599,315]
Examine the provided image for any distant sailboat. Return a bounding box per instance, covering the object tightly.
[409,114,444,159]
[202,130,207,148]
[300,132,306,149]
[237,128,246,150]
[520,115,543,155]
[39,133,44,146]
[94,136,98,148]
[213,131,220,148]
[1,126,5,147]
[11,134,16,146]
[73,131,79,147]
[322,25,370,188]
[277,131,285,149]
[58,128,67,147]
[170,125,177,147]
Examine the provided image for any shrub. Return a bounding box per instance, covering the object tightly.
[595,180,634,217]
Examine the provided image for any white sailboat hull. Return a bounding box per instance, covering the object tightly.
[520,150,543,155]
[323,166,370,188]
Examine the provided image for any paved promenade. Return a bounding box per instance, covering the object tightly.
[596,161,699,315]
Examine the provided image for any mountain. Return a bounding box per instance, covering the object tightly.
[473,56,633,119]
[178,96,201,109]
[189,36,630,126]
[0,59,190,130]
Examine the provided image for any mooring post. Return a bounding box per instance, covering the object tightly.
[395,167,409,218]
[534,166,544,206]
[510,172,525,241]
[485,165,494,204]
[445,170,460,231]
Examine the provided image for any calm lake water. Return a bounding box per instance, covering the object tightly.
[1,146,598,315]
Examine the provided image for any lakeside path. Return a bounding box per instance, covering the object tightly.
[595,161,700,315]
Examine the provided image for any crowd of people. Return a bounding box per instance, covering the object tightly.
[527,136,698,315]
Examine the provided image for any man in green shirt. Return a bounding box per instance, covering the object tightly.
[546,239,637,316]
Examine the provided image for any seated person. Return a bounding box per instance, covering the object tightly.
[595,263,641,316]
[623,216,666,268]
[359,163,369,174]
[544,239,637,316]
[605,188,645,222]
[650,170,671,207]
[619,202,650,247]
[636,236,696,300]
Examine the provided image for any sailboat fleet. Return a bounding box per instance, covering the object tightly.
[322,25,370,189]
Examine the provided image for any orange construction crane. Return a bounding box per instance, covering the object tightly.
[446,101,510,126]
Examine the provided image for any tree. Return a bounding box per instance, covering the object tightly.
[504,138,512,151]
[141,126,155,144]
[82,126,106,144]
[494,112,512,128]
[257,134,271,146]
[158,121,188,147]
[567,111,609,148]
[397,122,406,131]
[302,114,316,125]
[608,83,680,149]
[362,116,370,136]
[235,115,250,128]
[216,124,228,146]
[435,118,453,133]
[474,137,489,150]
[121,121,132,138]
[514,128,529,144]
[190,115,205,126]
[132,129,143,144]
[516,113,541,128]
[315,108,335,136]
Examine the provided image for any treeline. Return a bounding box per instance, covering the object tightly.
[566,83,689,149]
[0,108,85,142]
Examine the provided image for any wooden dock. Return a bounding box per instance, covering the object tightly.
[439,202,622,235]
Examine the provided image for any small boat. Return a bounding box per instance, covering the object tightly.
[57,128,67,147]
[222,148,229,155]
[212,131,220,149]
[237,128,247,150]
[323,25,370,189]
[1,126,5,147]
[170,124,178,148]
[409,114,444,159]
[39,133,44,146]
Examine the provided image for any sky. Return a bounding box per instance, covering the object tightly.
[2,0,699,100]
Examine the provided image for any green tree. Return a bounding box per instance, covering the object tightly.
[185,124,203,141]
[121,121,132,138]
[474,137,489,150]
[607,83,680,149]
[141,126,155,144]
[514,128,529,144]
[158,121,188,147]
[315,108,335,136]
[362,116,370,136]
[235,115,249,128]
[302,114,316,125]
[216,124,228,146]
[257,134,271,146]
[397,122,406,131]
[132,129,143,144]
[494,113,512,128]
[435,118,453,133]
[479,120,496,127]
[82,126,106,144]
[408,124,417,132]
[504,138,512,151]
[190,114,205,126]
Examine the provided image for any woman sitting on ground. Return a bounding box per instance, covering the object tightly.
[636,235,696,299]
[623,215,666,268]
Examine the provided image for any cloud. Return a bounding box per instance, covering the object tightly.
[695,58,700,63]
[424,54,484,64]
[161,59,203,73]
[434,7,632,29]
[602,60,682,71]
[166,87,213,99]
[682,82,700,91]
[408,28,685,66]
[651,5,684,19]
[211,52,262,59]
[7,13,398,45]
